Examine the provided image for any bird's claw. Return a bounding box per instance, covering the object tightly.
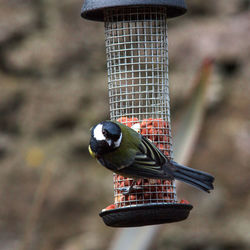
[118,185,143,195]
[119,187,131,195]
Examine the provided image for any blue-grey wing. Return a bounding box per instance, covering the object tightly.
[120,136,174,179]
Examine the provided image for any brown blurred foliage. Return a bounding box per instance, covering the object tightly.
[0,0,249,249]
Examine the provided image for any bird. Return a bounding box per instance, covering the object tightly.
[88,120,214,194]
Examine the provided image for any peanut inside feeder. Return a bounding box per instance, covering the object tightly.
[114,118,175,208]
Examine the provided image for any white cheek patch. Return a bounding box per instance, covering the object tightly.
[93,124,105,141]
[106,139,112,146]
[114,133,122,148]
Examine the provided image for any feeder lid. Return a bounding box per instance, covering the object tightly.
[81,0,187,21]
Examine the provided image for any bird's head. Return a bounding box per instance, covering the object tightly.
[89,121,122,156]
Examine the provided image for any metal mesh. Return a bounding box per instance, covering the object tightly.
[104,6,177,208]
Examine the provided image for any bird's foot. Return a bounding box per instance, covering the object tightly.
[118,187,131,195]
[118,182,143,196]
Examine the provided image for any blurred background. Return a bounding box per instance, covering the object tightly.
[0,0,250,249]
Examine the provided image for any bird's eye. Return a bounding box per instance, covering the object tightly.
[102,129,108,137]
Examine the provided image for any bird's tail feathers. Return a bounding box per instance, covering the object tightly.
[169,160,214,193]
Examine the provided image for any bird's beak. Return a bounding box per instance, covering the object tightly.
[88,145,96,158]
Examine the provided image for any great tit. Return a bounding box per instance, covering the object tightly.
[89,120,214,194]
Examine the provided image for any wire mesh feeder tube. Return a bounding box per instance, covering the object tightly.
[99,7,192,227]
[106,7,175,204]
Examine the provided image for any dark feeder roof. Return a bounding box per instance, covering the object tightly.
[81,0,187,21]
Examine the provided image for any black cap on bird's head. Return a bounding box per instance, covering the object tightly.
[90,121,122,156]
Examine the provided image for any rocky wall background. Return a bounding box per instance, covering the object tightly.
[0,0,249,249]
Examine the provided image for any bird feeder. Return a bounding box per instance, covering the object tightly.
[81,0,193,227]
